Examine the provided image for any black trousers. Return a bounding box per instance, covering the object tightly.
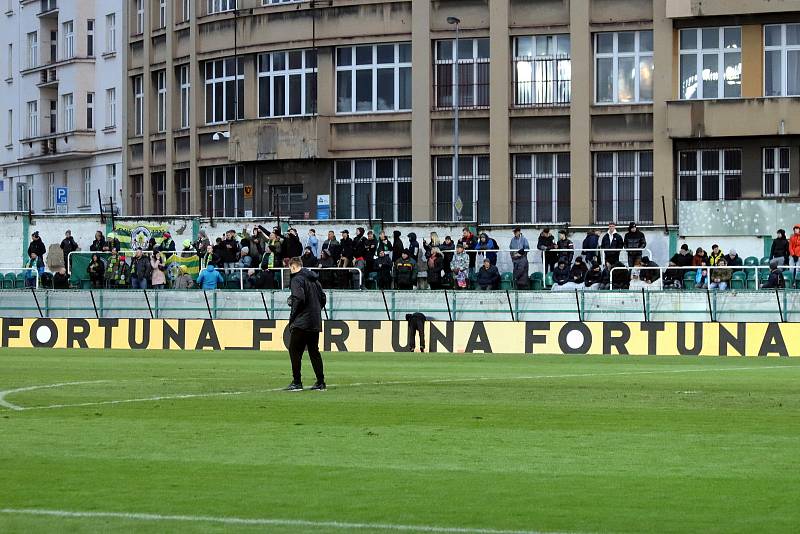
[288,328,325,384]
[407,316,425,351]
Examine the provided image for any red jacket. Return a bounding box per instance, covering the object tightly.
[790,226,800,257]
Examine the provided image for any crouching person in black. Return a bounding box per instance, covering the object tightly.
[285,258,327,391]
[406,312,426,352]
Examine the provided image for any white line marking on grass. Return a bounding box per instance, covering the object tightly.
[0,508,571,534]
[3,365,797,412]
[0,381,109,411]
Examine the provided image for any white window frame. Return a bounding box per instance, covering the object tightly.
[181,0,191,22]
[513,35,571,107]
[335,43,412,114]
[135,0,144,35]
[158,0,166,28]
[6,109,11,145]
[62,93,74,131]
[593,151,654,223]
[207,0,236,15]
[26,100,38,138]
[679,27,742,100]
[47,172,56,210]
[133,75,143,135]
[203,166,244,217]
[17,179,31,212]
[105,87,116,128]
[63,21,74,60]
[764,23,800,97]
[334,158,412,222]
[434,155,491,223]
[204,58,243,124]
[677,149,742,201]
[82,167,92,207]
[6,43,12,79]
[27,31,38,69]
[86,92,94,129]
[263,0,304,4]
[87,19,94,57]
[106,13,116,53]
[179,65,190,128]
[156,70,166,132]
[763,147,791,196]
[594,31,654,104]
[434,38,490,110]
[258,49,317,118]
[106,164,117,201]
[513,153,571,224]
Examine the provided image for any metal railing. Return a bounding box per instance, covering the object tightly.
[608,265,795,291]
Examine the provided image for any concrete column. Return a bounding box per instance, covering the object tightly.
[165,7,175,214]
[569,0,592,225]
[489,0,510,224]
[189,8,201,215]
[411,0,432,221]
[141,1,153,215]
[653,0,675,225]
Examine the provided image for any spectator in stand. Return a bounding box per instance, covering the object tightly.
[640,256,660,287]
[130,249,152,289]
[552,258,571,288]
[392,230,405,262]
[306,229,320,258]
[27,231,46,264]
[268,230,284,266]
[160,232,176,258]
[173,265,195,289]
[245,267,271,290]
[475,232,499,266]
[623,222,647,267]
[790,225,800,269]
[510,227,529,289]
[87,253,105,289]
[200,244,219,270]
[407,232,421,263]
[393,250,417,290]
[235,247,253,282]
[570,256,588,284]
[24,251,45,287]
[364,230,377,274]
[458,228,478,270]
[762,259,786,289]
[582,229,600,265]
[692,247,709,266]
[440,235,455,280]
[104,250,120,288]
[770,229,790,266]
[317,250,336,289]
[52,268,69,289]
[709,258,731,290]
[426,247,445,290]
[476,258,500,290]
[695,262,709,289]
[600,223,623,265]
[708,244,724,266]
[301,247,318,268]
[60,230,79,272]
[150,250,167,289]
[194,230,211,255]
[90,231,106,252]
[221,230,240,274]
[181,239,194,256]
[537,228,557,273]
[339,229,354,267]
[375,250,393,290]
[670,244,693,269]
[451,243,470,289]
[196,264,225,290]
[556,230,574,264]
[723,248,743,272]
[377,231,392,256]
[284,228,304,263]
[106,232,121,253]
[584,262,603,290]
[322,231,340,262]
[610,260,630,290]
[423,232,441,260]
[663,262,683,290]
[599,260,613,290]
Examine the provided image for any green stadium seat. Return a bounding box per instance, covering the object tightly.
[746,269,757,289]
[743,256,759,267]
[468,270,478,289]
[3,273,14,289]
[782,270,793,284]
[365,272,378,290]
[15,272,26,288]
[760,257,771,266]
[500,272,514,290]
[530,272,544,291]
[730,271,746,290]
[683,271,696,290]
[545,271,554,289]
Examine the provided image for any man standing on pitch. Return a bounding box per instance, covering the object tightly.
[285,258,327,391]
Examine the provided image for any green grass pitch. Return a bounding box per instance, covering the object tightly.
[0,348,798,533]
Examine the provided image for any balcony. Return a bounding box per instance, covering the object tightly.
[667,0,800,18]
[37,0,57,18]
[36,68,58,88]
[226,116,329,162]
[19,130,96,162]
[666,98,800,138]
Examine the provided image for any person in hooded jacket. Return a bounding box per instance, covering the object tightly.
[283,228,304,261]
[582,230,600,265]
[301,247,318,268]
[375,250,393,289]
[623,222,647,267]
[584,262,603,290]
[556,230,574,264]
[426,248,445,289]
[285,258,327,391]
[770,229,790,266]
[551,259,571,288]
[537,228,557,273]
[394,249,417,289]
[196,264,225,290]
[458,228,478,270]
[570,257,588,284]
[474,232,498,266]
[692,247,709,266]
[790,225,800,269]
[762,259,786,289]
[610,260,630,290]
[363,230,378,274]
[392,230,405,262]
[440,235,455,278]
[87,253,105,289]
[407,232,421,262]
[317,250,336,289]
[106,233,122,254]
[670,244,693,268]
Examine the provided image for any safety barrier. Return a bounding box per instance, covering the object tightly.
[608,265,798,291]
[1,288,799,322]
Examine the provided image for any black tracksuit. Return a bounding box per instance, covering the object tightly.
[288,268,327,385]
[406,313,426,352]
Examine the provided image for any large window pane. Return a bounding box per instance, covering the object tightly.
[337,71,352,112]
[639,56,653,101]
[788,50,800,95]
[376,68,394,111]
[355,70,372,111]
[596,57,613,102]
[724,52,741,97]
[617,56,635,102]
[702,53,719,99]
[515,179,532,223]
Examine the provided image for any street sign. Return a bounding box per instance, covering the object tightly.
[317,194,330,220]
[55,187,68,205]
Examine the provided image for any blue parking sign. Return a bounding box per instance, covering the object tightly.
[56,187,68,205]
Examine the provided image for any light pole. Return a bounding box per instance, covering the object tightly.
[447,16,461,222]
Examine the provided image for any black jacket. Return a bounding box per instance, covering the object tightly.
[221,238,239,263]
[89,239,106,252]
[284,234,303,259]
[585,268,603,286]
[670,252,693,268]
[771,237,790,260]
[340,237,354,261]
[641,261,660,283]
[28,238,46,259]
[392,231,404,262]
[60,237,78,255]
[553,264,571,285]
[624,230,647,250]
[762,269,786,289]
[476,264,500,289]
[288,268,326,332]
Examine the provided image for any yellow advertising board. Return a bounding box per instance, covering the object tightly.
[1,319,797,357]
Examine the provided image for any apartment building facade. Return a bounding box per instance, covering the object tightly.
[0,0,124,214]
[124,0,800,226]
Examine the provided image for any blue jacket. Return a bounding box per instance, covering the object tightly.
[196,265,224,289]
[475,235,499,265]
[510,235,529,258]
[306,235,319,257]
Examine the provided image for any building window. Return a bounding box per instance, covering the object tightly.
[62,93,74,131]
[27,31,37,69]
[204,58,244,124]
[258,49,317,117]
[595,31,653,104]
[82,167,92,207]
[48,100,56,134]
[131,174,144,215]
[435,38,489,109]
[6,109,11,145]
[434,155,490,223]
[106,88,116,128]
[26,101,38,138]
[679,27,741,100]
[7,43,12,79]
[176,169,190,214]
[181,0,191,22]
[513,35,571,107]
[133,75,143,135]
[135,0,144,35]
[179,65,190,128]
[87,19,94,57]
[765,23,800,97]
[63,21,74,59]
[152,172,166,215]
[156,70,166,132]
[158,0,166,29]
[594,151,654,223]
[678,149,741,201]
[106,164,117,203]
[207,0,236,15]
[47,172,56,210]
[86,92,94,129]
[336,43,411,113]
[17,179,30,212]
[513,153,571,224]
[106,13,116,53]
[203,166,244,217]
[763,147,790,196]
[263,0,304,4]
[334,158,412,222]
